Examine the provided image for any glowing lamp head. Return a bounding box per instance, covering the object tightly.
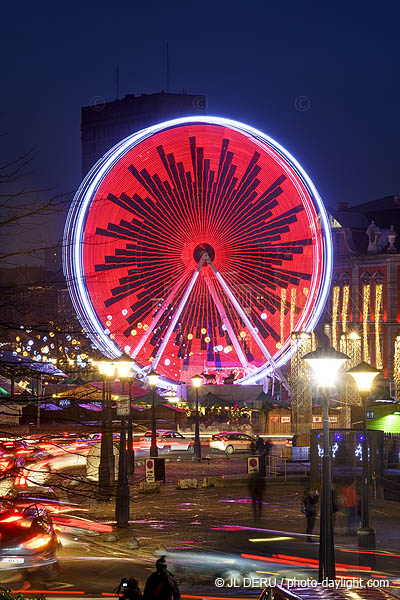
[191,374,203,388]
[303,345,349,389]
[347,361,380,393]
[95,356,134,379]
[147,369,160,387]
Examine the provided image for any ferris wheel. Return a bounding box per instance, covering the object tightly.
[63,116,332,387]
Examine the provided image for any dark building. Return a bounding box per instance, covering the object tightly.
[81,91,207,176]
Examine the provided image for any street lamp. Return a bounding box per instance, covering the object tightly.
[347,361,380,549]
[112,357,135,528]
[303,344,349,583]
[95,360,116,499]
[191,374,203,460]
[95,357,134,528]
[147,369,160,457]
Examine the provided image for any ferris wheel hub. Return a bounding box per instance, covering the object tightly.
[193,243,215,264]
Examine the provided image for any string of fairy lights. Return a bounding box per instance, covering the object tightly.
[330,276,383,371]
[5,323,100,374]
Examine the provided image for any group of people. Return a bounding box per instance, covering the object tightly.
[302,481,360,542]
[117,556,180,600]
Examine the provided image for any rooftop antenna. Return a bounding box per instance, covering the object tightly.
[165,41,170,92]
[116,65,120,99]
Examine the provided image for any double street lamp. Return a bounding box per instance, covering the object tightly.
[347,361,380,549]
[191,374,203,461]
[147,369,160,457]
[95,357,135,528]
[303,344,349,583]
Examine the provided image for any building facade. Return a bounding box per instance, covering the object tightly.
[81,91,207,176]
[327,197,400,382]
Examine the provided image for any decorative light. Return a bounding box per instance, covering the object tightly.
[332,285,340,349]
[341,285,349,333]
[261,313,267,320]
[290,288,296,333]
[375,282,383,370]
[164,358,170,365]
[204,336,210,343]
[280,288,286,344]
[201,328,207,335]
[239,331,246,339]
[131,329,137,336]
[187,333,193,340]
[362,283,370,361]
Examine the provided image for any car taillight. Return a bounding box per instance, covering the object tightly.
[221,437,227,442]
[15,475,27,486]
[0,460,10,471]
[0,514,22,523]
[22,534,52,549]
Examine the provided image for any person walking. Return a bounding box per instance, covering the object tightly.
[255,435,265,454]
[144,556,180,600]
[302,488,319,542]
[342,481,358,535]
[248,471,266,521]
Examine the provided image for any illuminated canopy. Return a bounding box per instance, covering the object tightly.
[63,116,332,386]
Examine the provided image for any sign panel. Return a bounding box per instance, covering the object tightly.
[117,397,130,416]
[247,456,260,475]
[145,459,155,483]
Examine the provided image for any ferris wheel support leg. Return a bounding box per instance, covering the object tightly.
[130,270,191,360]
[205,254,289,390]
[151,255,207,370]
[204,273,250,371]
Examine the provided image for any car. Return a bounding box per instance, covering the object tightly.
[210,432,256,455]
[0,502,59,577]
[140,430,194,453]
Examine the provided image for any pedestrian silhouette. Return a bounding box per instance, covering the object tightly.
[144,556,180,600]
[302,488,319,542]
[248,471,266,521]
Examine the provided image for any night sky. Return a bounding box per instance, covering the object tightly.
[1,0,400,249]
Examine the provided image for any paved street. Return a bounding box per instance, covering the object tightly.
[1,455,399,597]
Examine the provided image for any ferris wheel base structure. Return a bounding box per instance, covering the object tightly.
[63,116,332,390]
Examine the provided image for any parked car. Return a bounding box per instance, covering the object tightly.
[0,502,59,577]
[140,430,194,453]
[210,432,256,455]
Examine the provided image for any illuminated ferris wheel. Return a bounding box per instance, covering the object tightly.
[63,117,332,387]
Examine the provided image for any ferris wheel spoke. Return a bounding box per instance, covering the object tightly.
[204,254,289,389]
[130,270,192,359]
[204,273,250,371]
[151,254,207,370]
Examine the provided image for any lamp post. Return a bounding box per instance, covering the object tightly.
[303,344,349,583]
[95,357,134,527]
[191,374,203,461]
[127,380,134,475]
[347,361,380,549]
[147,370,160,457]
[95,360,116,499]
